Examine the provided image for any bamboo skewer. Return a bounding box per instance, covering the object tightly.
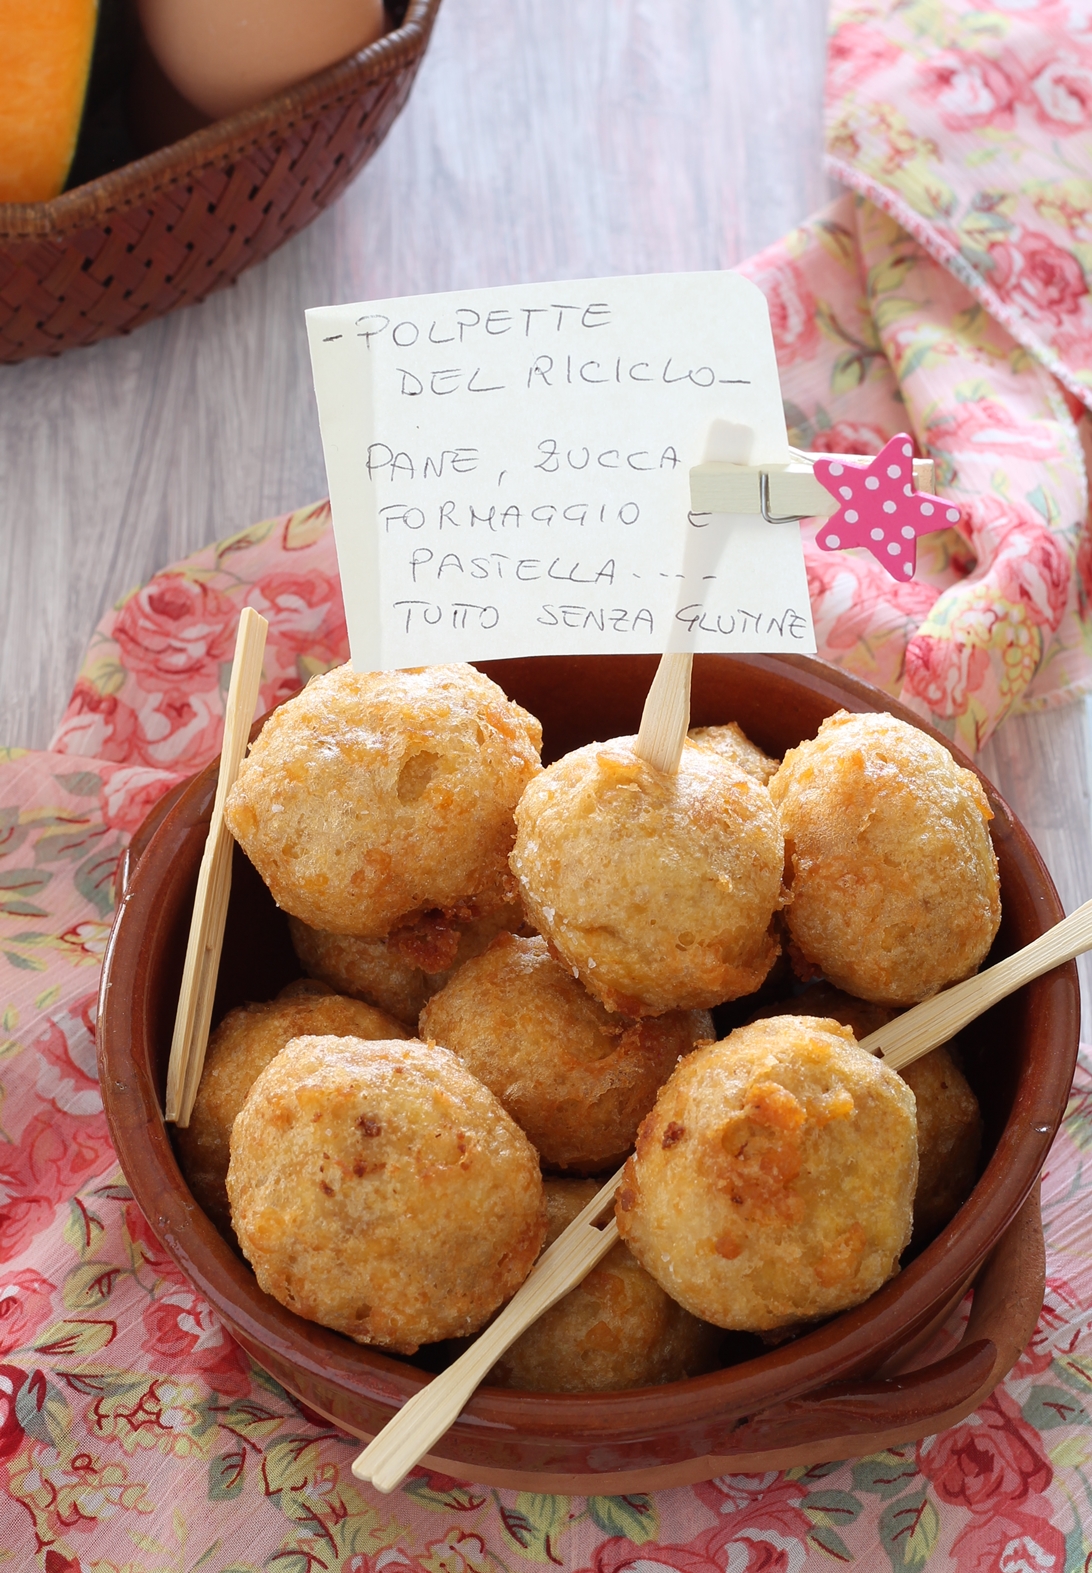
[351,1169,623,1491]
[859,896,1092,1071]
[633,651,693,774]
[165,607,268,1127]
[353,894,1092,1492]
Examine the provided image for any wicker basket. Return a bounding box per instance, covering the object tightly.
[0,0,441,364]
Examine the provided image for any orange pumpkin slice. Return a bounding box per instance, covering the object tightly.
[0,0,98,202]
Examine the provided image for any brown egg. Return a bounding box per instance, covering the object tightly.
[138,0,387,120]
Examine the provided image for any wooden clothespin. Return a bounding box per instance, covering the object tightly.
[690,432,947,583]
[690,444,936,523]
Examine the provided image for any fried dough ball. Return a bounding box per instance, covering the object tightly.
[769,711,1000,1005]
[276,977,337,1000]
[227,1036,546,1353]
[419,934,714,1172]
[749,984,982,1243]
[490,1179,722,1392]
[748,981,894,1042]
[510,737,783,1015]
[175,988,409,1234]
[688,722,779,785]
[225,663,542,938]
[615,1016,917,1331]
[289,905,527,1027]
[900,1045,982,1243]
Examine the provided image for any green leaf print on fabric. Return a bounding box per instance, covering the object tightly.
[879,1490,941,1570]
[497,1491,571,1563]
[208,1445,247,1500]
[52,772,103,797]
[1023,1385,1087,1430]
[586,1493,658,1544]
[852,1448,921,1499]
[403,1472,489,1513]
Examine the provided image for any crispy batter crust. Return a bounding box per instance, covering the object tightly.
[420,933,713,1172]
[769,711,1000,1005]
[490,1179,722,1392]
[900,1045,982,1243]
[688,722,779,784]
[176,990,409,1234]
[289,905,527,1027]
[750,983,982,1244]
[510,737,783,1014]
[225,663,542,937]
[615,1016,917,1330]
[227,1036,546,1353]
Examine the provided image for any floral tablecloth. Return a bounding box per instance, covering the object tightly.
[6,0,1092,1564]
[0,500,1088,1571]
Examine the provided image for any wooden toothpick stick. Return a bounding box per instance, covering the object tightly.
[633,651,693,775]
[351,897,1091,1493]
[352,1168,624,1492]
[166,607,268,1127]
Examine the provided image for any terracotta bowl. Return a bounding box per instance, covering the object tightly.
[98,653,1077,1492]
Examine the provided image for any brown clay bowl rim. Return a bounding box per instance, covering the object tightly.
[0,0,442,239]
[98,651,1079,1445]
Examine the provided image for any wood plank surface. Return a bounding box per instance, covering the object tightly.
[0,0,1088,1020]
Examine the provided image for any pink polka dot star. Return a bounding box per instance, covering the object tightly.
[812,433,960,581]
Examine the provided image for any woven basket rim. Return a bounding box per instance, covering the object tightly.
[0,0,440,240]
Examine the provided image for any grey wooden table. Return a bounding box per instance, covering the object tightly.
[1,0,1089,1016]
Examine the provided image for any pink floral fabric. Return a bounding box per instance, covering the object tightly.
[0,500,1083,1568]
[738,190,1091,753]
[827,0,1092,406]
[763,0,1092,752]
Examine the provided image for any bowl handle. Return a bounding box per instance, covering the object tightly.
[722,1186,1044,1456]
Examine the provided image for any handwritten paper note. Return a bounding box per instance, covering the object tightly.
[306,273,816,670]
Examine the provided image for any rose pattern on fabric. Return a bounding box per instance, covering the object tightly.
[986,232,1088,329]
[0,1272,55,1356]
[827,0,1092,403]
[913,51,1022,133]
[112,575,239,694]
[949,1507,1067,1572]
[917,1390,1052,1511]
[763,261,822,367]
[736,188,1091,751]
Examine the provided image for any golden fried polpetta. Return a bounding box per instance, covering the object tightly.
[289,904,527,1027]
[225,663,541,937]
[227,1036,546,1354]
[420,933,713,1172]
[749,982,982,1244]
[769,711,1000,1005]
[175,988,409,1234]
[510,737,783,1015]
[491,1179,722,1392]
[688,721,779,785]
